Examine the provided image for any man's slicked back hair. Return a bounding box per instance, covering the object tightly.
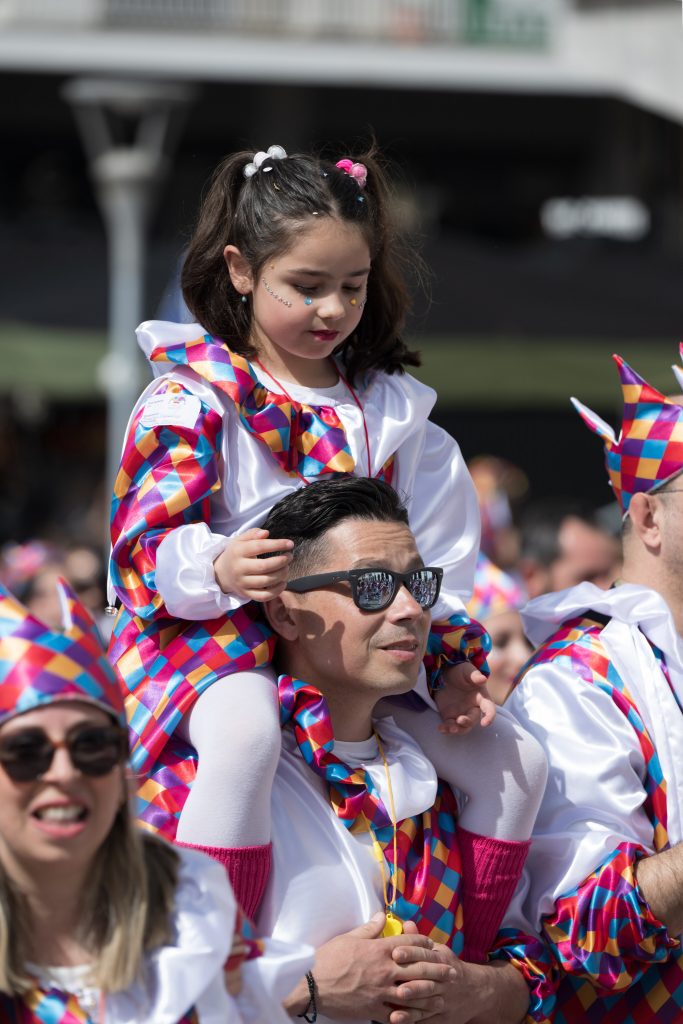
[262,477,409,577]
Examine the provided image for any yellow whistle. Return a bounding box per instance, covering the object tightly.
[382,911,404,937]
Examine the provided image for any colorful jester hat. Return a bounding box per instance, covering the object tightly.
[571,353,683,514]
[466,553,524,623]
[0,578,126,726]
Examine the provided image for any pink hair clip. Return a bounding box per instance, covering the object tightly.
[335,158,368,188]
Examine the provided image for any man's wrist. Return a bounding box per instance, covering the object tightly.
[283,974,314,1017]
[296,971,317,1022]
[635,844,683,937]
[465,961,530,1024]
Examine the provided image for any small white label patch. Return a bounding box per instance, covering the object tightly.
[140,393,201,429]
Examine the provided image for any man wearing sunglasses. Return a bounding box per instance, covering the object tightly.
[253,476,533,1024]
[495,354,683,1022]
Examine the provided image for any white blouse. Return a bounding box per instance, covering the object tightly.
[114,320,480,623]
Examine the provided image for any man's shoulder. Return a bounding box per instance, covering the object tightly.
[512,612,619,694]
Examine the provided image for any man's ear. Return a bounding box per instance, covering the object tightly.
[223,245,254,296]
[626,491,663,553]
[264,592,300,642]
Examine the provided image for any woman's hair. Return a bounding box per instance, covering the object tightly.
[181,142,422,384]
[0,793,180,995]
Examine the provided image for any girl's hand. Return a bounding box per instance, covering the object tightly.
[434,663,496,734]
[213,528,294,602]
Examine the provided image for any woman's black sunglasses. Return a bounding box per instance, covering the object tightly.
[0,723,128,783]
[286,566,443,612]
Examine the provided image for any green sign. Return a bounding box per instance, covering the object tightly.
[463,0,553,49]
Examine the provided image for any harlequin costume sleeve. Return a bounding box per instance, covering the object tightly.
[108,370,275,839]
[110,378,225,622]
[494,582,683,1023]
[108,375,275,727]
[491,844,681,1023]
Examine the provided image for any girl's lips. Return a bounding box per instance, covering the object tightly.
[311,331,339,343]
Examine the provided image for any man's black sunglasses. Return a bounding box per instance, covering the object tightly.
[286,566,443,612]
[0,723,128,783]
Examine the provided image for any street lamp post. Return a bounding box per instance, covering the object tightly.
[62,78,194,505]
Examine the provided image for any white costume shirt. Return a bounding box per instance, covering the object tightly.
[256,717,439,1024]
[31,845,312,1024]
[110,320,480,621]
[502,582,683,935]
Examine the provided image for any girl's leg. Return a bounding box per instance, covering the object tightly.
[176,667,280,919]
[381,700,547,839]
[379,699,548,961]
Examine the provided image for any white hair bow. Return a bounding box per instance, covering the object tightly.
[243,144,287,179]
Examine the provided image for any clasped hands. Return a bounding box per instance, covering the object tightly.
[286,913,488,1024]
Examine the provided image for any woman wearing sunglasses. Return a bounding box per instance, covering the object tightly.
[0,578,310,1023]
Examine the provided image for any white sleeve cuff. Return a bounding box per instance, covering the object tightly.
[156,522,247,619]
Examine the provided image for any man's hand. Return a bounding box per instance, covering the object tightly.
[213,528,294,602]
[284,914,455,1023]
[435,662,496,734]
[389,943,529,1024]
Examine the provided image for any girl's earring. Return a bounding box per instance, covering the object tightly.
[240,295,248,304]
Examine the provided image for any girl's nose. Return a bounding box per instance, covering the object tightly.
[318,292,346,321]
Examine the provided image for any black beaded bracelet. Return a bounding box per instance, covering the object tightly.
[298,970,317,1023]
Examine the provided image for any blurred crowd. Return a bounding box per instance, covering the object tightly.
[466,455,622,705]
[0,537,111,639]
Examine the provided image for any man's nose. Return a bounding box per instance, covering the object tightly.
[389,583,424,619]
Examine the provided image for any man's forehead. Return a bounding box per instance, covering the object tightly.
[322,517,421,567]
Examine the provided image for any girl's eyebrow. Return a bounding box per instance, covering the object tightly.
[288,267,371,278]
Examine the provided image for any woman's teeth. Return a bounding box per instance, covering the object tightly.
[34,805,86,822]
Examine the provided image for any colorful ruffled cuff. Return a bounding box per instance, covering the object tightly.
[424,613,491,692]
[544,842,679,995]
[491,928,561,1023]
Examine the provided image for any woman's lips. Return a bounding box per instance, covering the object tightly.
[31,801,89,838]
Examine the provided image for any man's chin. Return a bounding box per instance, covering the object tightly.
[374,668,422,698]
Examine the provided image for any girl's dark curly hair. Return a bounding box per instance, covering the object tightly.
[181,143,421,385]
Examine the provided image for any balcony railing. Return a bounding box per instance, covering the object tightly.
[0,0,561,48]
[574,0,668,7]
